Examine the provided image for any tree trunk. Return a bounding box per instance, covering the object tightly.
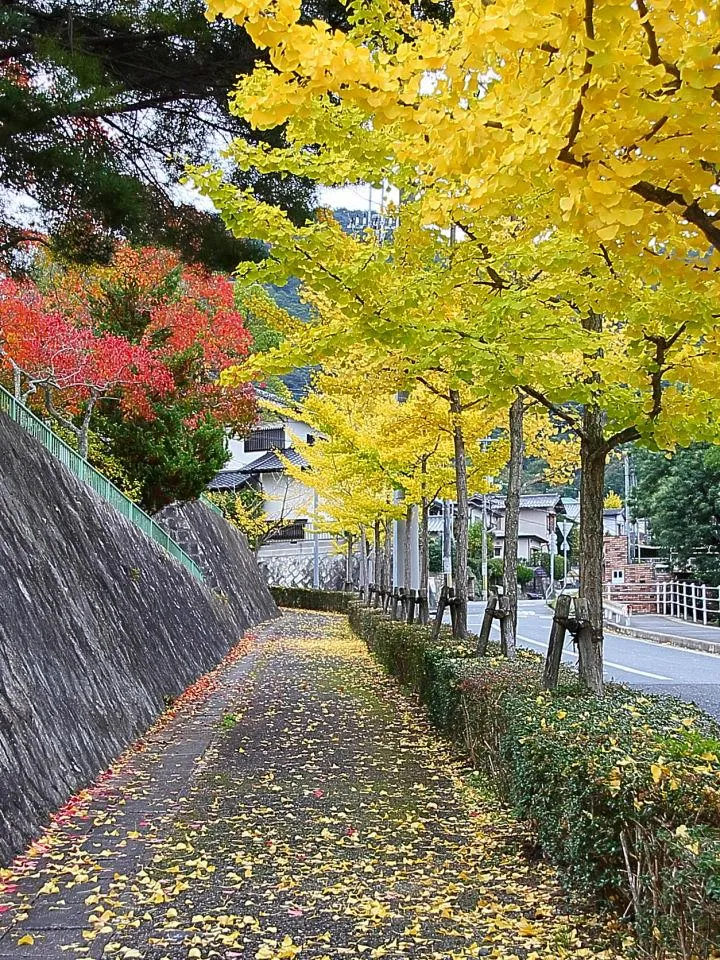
[383,519,392,598]
[346,533,354,586]
[359,526,369,600]
[12,362,21,401]
[501,395,523,658]
[420,497,429,598]
[578,407,606,695]
[442,497,452,583]
[374,519,382,590]
[450,389,468,638]
[403,503,412,591]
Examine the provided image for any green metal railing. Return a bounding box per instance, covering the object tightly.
[0,384,204,582]
[201,493,224,517]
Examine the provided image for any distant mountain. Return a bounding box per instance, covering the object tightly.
[266,277,311,322]
[262,211,395,400]
[264,279,313,399]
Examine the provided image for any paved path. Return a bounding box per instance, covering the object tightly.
[465,600,720,719]
[0,612,625,960]
[624,613,720,650]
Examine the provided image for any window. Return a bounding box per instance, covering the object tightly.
[612,569,625,584]
[245,428,285,452]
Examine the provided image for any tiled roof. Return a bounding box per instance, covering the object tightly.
[243,447,308,473]
[207,469,251,491]
[489,493,564,510]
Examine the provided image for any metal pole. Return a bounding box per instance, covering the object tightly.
[481,492,488,601]
[442,498,453,587]
[312,489,320,589]
[624,451,632,562]
[549,521,556,595]
[563,524,569,581]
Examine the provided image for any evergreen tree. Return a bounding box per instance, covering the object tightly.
[632,446,720,585]
[0,0,329,269]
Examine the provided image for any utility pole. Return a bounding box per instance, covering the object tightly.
[312,489,320,589]
[481,491,489,601]
[442,499,453,586]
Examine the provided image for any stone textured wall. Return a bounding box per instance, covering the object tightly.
[155,500,278,629]
[0,413,277,865]
[259,553,356,590]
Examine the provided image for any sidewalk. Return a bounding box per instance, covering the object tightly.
[0,612,627,960]
[606,613,720,655]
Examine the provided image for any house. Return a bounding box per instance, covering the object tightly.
[208,396,339,570]
[487,493,564,561]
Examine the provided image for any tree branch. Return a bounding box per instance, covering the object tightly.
[519,384,589,442]
[630,181,720,249]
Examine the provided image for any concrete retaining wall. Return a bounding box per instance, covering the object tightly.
[0,413,277,865]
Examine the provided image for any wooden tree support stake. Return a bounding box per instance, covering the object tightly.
[432,584,448,640]
[476,596,510,655]
[543,594,572,691]
[448,587,459,639]
[418,589,429,626]
[476,595,498,655]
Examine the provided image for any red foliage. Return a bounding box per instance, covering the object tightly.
[0,279,172,415]
[0,245,256,435]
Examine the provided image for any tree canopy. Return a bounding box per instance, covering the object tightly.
[0,0,331,269]
[632,445,720,586]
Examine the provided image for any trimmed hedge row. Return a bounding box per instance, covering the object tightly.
[270,586,352,613]
[349,602,720,958]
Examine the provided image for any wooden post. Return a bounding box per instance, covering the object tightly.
[391,588,400,621]
[543,594,572,691]
[418,589,429,626]
[407,588,418,624]
[432,584,448,640]
[476,595,498,656]
[449,587,459,639]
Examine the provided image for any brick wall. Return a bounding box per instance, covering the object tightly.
[603,535,657,613]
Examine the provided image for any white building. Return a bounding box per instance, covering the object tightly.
[208,397,355,591]
[487,493,564,562]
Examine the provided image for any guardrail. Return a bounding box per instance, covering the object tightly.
[0,384,205,582]
[605,579,720,625]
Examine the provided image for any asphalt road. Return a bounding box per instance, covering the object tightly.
[465,599,720,720]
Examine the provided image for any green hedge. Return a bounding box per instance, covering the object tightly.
[270,586,352,613]
[349,602,720,958]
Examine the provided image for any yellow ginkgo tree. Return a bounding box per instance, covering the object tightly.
[278,362,506,631]
[192,0,720,692]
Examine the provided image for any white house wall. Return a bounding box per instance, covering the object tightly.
[225,416,315,471]
[261,472,314,521]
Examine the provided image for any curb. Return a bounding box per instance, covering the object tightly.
[604,621,720,656]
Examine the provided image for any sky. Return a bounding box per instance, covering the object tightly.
[319,184,400,212]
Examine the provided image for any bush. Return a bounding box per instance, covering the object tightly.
[270,586,352,613]
[348,602,720,958]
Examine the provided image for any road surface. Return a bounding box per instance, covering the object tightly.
[465,599,720,720]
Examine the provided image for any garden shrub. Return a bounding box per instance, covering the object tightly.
[270,586,351,613]
[348,601,720,959]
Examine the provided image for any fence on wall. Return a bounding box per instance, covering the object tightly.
[0,384,205,582]
[605,580,720,624]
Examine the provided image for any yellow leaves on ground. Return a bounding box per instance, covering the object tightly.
[1,614,631,960]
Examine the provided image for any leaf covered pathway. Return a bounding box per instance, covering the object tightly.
[0,613,628,960]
